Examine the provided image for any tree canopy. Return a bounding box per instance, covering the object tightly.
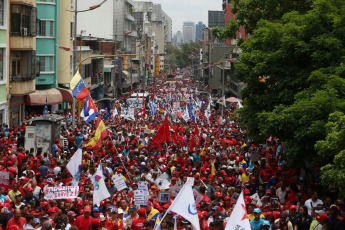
[218,0,345,186]
[165,42,201,70]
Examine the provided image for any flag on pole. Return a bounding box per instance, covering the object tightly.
[189,123,200,152]
[149,98,155,116]
[224,192,251,230]
[43,98,48,115]
[66,148,82,186]
[217,96,226,107]
[159,105,165,114]
[152,114,171,147]
[70,71,89,101]
[93,162,110,206]
[169,178,200,230]
[81,94,99,124]
[104,101,111,121]
[85,116,108,152]
[112,107,118,118]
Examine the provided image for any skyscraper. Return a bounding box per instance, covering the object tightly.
[183,21,195,43]
[195,21,205,42]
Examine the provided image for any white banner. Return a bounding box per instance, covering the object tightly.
[0,171,10,188]
[112,174,127,191]
[138,181,148,191]
[134,190,146,205]
[44,186,79,200]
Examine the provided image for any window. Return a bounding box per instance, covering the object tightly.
[0,49,3,81]
[49,56,53,72]
[39,56,45,72]
[11,5,36,36]
[49,21,54,36]
[0,0,4,26]
[39,20,46,36]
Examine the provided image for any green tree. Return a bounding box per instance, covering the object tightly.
[165,42,201,70]
[213,0,312,39]
[235,0,345,169]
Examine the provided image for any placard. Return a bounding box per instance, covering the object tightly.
[155,174,170,190]
[0,172,10,188]
[187,177,195,186]
[192,188,204,203]
[44,186,79,200]
[138,181,148,191]
[250,193,262,207]
[134,190,146,205]
[171,184,183,196]
[112,174,127,191]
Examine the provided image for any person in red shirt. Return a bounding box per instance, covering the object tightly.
[74,205,93,230]
[131,208,146,230]
[104,207,124,230]
[5,209,26,230]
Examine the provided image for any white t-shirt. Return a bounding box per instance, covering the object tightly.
[305,198,324,215]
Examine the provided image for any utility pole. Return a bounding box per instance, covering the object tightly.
[113,20,117,98]
[72,0,78,128]
[221,42,225,117]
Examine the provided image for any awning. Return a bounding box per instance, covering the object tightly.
[27,88,63,105]
[57,88,73,104]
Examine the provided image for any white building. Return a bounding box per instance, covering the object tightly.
[183,21,195,43]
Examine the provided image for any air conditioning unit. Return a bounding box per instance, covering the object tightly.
[21,28,28,36]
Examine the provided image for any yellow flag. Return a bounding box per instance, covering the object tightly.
[85,119,106,147]
[211,163,216,176]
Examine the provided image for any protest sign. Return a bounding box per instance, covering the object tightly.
[112,174,127,191]
[138,181,148,191]
[192,188,204,203]
[187,177,195,186]
[134,190,146,205]
[44,186,79,200]
[171,184,183,196]
[155,174,170,190]
[0,172,9,188]
[250,193,262,207]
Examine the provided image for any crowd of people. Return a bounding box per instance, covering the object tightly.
[0,79,344,230]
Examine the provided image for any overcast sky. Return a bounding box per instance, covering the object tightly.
[136,0,223,33]
[77,0,223,38]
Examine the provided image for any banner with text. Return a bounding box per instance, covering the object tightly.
[44,186,79,200]
[0,172,10,188]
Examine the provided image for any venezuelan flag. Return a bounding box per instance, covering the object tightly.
[159,105,165,113]
[70,71,89,100]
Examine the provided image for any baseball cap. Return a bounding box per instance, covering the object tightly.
[118,209,124,214]
[212,206,221,211]
[138,208,146,215]
[215,192,222,197]
[47,178,55,184]
[244,196,252,205]
[67,211,77,217]
[26,187,33,192]
[253,208,261,213]
[84,205,92,212]
[92,207,100,212]
[34,218,40,225]
[244,189,250,195]
[290,205,297,210]
[1,208,11,215]
[110,207,118,213]
[48,207,58,214]
[128,206,136,212]
[142,201,152,206]
[317,214,328,222]
[41,202,49,208]
[263,220,270,226]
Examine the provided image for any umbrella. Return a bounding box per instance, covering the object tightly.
[225,97,243,103]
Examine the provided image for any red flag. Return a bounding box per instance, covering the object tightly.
[152,114,171,146]
[141,97,146,118]
[189,123,200,152]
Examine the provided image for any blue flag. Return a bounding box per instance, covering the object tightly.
[104,101,111,121]
[43,98,48,115]
[149,98,155,116]
[188,94,195,122]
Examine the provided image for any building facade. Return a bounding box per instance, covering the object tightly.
[36,0,59,89]
[182,21,195,43]
[0,0,9,125]
[195,21,205,42]
[9,0,37,126]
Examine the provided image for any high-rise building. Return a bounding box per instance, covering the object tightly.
[195,21,205,42]
[172,31,183,49]
[208,11,225,28]
[183,21,195,43]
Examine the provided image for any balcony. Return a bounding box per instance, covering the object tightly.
[9,50,37,96]
[10,36,36,50]
[125,13,135,21]
[10,77,35,95]
[10,0,36,6]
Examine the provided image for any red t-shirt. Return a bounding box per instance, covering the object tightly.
[74,215,92,230]
[131,218,146,230]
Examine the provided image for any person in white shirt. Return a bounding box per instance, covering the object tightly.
[304,191,324,215]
